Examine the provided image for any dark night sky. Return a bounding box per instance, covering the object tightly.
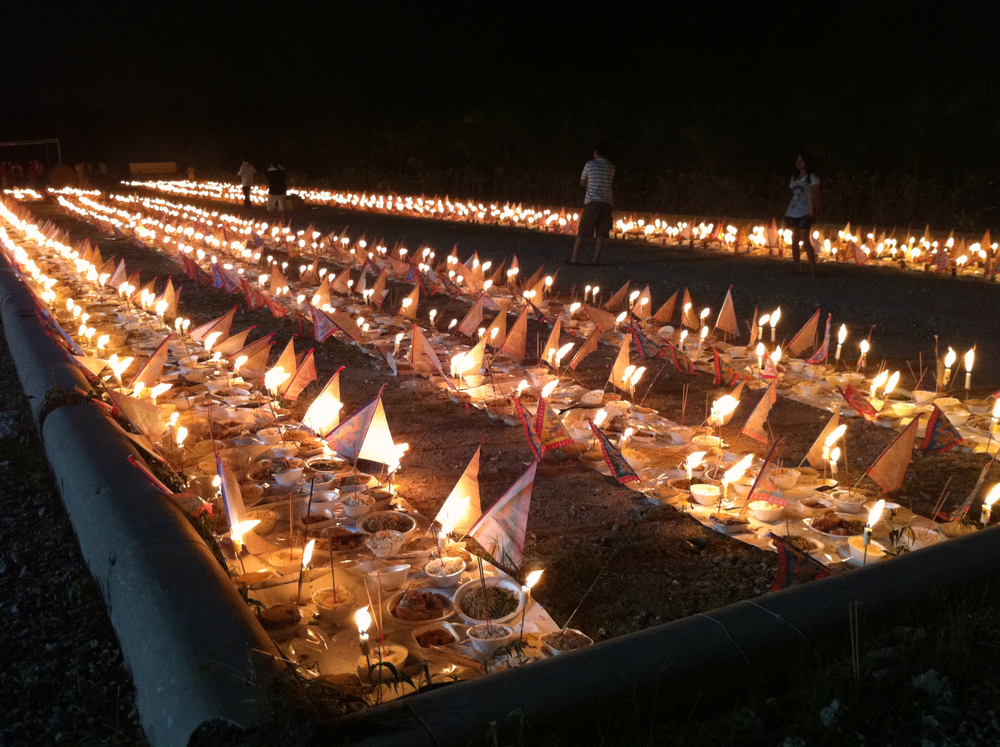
[3,2,1000,228]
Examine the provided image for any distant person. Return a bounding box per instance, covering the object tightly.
[265,161,288,220]
[238,159,256,208]
[569,141,615,266]
[187,165,196,181]
[785,152,821,276]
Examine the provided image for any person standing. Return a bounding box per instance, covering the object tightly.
[238,159,256,208]
[569,142,615,266]
[785,152,821,276]
[265,161,288,221]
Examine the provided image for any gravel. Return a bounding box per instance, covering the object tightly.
[0,325,146,746]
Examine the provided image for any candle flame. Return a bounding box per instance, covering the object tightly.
[686,451,707,471]
[301,538,316,568]
[723,453,754,485]
[986,484,1000,508]
[824,424,848,448]
[770,307,781,326]
[838,324,847,344]
[867,498,886,528]
[829,446,841,463]
[945,347,956,368]
[965,348,975,372]
[355,606,372,634]
[524,569,544,589]
[541,380,559,399]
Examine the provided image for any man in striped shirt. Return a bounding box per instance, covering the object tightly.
[569,142,615,265]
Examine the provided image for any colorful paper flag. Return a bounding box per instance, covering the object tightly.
[865,416,919,493]
[468,461,536,568]
[512,397,543,461]
[920,405,963,453]
[839,385,880,422]
[535,398,574,452]
[805,314,832,364]
[588,420,640,484]
[769,533,830,591]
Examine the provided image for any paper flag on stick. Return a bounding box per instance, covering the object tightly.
[278,349,317,401]
[273,338,296,379]
[805,314,832,364]
[749,307,759,345]
[130,335,171,390]
[714,287,738,336]
[588,420,640,484]
[327,311,362,342]
[805,410,841,469]
[609,337,632,390]
[468,461,536,567]
[653,290,678,324]
[500,306,529,360]
[585,304,617,331]
[741,381,777,443]
[212,327,255,356]
[108,390,168,444]
[308,304,337,342]
[190,307,237,342]
[603,281,631,312]
[325,388,396,465]
[483,309,507,349]
[569,327,601,370]
[303,366,344,437]
[633,285,652,320]
[787,309,821,355]
[541,312,563,365]
[457,295,487,337]
[435,445,482,535]
[865,416,919,493]
[330,266,352,294]
[512,396,543,460]
[681,288,698,328]
[920,405,963,453]
[312,276,331,309]
[535,398,574,452]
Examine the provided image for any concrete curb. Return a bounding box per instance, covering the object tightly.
[337,520,1000,747]
[0,258,281,747]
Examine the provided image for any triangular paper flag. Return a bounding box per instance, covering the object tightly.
[585,304,617,331]
[303,367,344,436]
[399,285,419,319]
[72,355,109,376]
[609,337,631,391]
[108,390,168,444]
[330,266,352,294]
[311,276,331,309]
[569,328,601,370]
[714,287,738,336]
[190,307,237,342]
[457,295,487,337]
[370,267,387,307]
[500,306,529,360]
[278,349,317,401]
[239,342,274,380]
[325,390,396,465]
[270,264,289,296]
[272,337,296,379]
[653,290,678,324]
[681,288,699,329]
[866,417,919,493]
[805,411,841,469]
[723,378,746,425]
[749,307,759,346]
[603,281,631,312]
[468,461,536,566]
[410,324,450,382]
[741,381,778,443]
[212,327,255,357]
[327,311,362,342]
[788,309,821,356]
[435,446,482,535]
[130,335,171,390]
[535,398,573,452]
[541,312,563,365]
[633,285,652,320]
[483,309,507,349]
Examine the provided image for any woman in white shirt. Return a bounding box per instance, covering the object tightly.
[785,153,821,276]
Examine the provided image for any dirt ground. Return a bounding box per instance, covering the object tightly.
[29,193,1000,643]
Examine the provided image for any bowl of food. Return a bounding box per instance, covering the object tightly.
[966,398,993,414]
[302,470,338,491]
[467,623,518,657]
[368,489,396,511]
[912,390,937,404]
[272,468,303,487]
[948,410,971,426]
[806,513,866,539]
[423,556,466,588]
[357,644,409,682]
[364,563,411,592]
[358,511,417,535]
[842,373,865,387]
[891,402,918,419]
[795,495,835,517]
[692,434,723,449]
[298,507,338,534]
[454,577,525,625]
[342,492,374,519]
[386,588,454,625]
[689,484,722,506]
[312,587,357,622]
[669,427,694,444]
[268,547,304,574]
[933,397,961,412]
[257,604,304,640]
[748,500,785,522]
[772,468,801,491]
[365,530,406,559]
[410,622,462,654]
[829,489,867,514]
[247,508,279,535]
[731,475,756,498]
[255,427,283,445]
[847,535,887,564]
[798,382,823,397]
[338,473,377,494]
[767,534,824,554]
[324,528,366,555]
[542,628,595,656]
[306,455,350,472]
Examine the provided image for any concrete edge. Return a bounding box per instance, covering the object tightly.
[0,257,282,747]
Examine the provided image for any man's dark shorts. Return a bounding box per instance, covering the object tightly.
[578,201,613,238]
[784,214,813,230]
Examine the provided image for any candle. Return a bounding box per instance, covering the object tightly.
[981,484,1000,526]
[965,348,975,393]
[828,446,840,475]
[943,347,956,386]
[685,451,707,482]
[769,307,781,342]
[835,324,847,363]
[519,569,544,642]
[870,370,889,399]
[755,342,765,378]
[356,606,372,659]
[858,339,869,371]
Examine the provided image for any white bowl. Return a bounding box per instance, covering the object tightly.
[364,563,411,592]
[847,535,887,564]
[934,397,962,411]
[342,493,374,518]
[795,495,835,517]
[892,402,918,418]
[256,427,283,444]
[799,382,822,397]
[312,587,357,622]
[423,556,466,588]
[829,489,867,514]
[948,410,970,426]
[273,468,303,487]
[357,511,417,535]
[966,399,992,414]
[410,622,462,654]
[772,468,801,491]
[843,373,865,386]
[669,427,695,444]
[690,483,722,505]
[467,623,517,657]
[365,530,406,558]
[541,628,595,656]
[788,360,806,373]
[453,577,525,625]
[912,390,937,404]
[691,435,722,449]
[748,500,785,522]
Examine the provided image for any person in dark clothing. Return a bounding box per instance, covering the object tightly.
[266,162,288,221]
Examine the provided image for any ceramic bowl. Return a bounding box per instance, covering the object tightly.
[912,390,937,404]
[690,483,722,506]
[453,577,525,625]
[423,556,467,588]
[748,500,785,522]
[772,468,801,491]
[312,587,357,622]
[467,623,517,657]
